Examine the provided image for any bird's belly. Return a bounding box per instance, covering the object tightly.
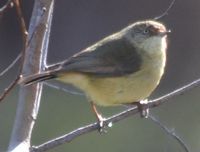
[86,69,162,106]
[58,66,164,106]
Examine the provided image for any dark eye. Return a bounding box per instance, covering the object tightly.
[143,28,149,34]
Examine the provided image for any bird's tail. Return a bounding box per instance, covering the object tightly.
[19,71,57,86]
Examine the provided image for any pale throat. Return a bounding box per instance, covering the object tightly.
[141,36,167,56]
[139,36,167,78]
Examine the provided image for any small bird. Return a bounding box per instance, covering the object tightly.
[20,20,170,125]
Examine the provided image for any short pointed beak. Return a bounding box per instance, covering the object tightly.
[159,29,171,36]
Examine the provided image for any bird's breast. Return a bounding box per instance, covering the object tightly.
[58,46,166,107]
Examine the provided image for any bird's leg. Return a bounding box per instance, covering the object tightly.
[90,102,106,132]
[125,99,149,118]
[137,99,149,118]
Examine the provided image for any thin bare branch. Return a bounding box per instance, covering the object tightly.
[0,0,27,103]
[44,82,84,96]
[31,78,200,152]
[0,76,20,101]
[13,0,28,70]
[154,0,176,20]
[148,114,189,152]
[0,0,14,14]
[0,53,21,77]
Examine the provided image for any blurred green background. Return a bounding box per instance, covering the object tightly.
[0,0,200,151]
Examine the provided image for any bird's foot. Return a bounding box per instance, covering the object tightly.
[137,99,149,118]
[90,102,112,133]
[95,114,108,133]
[124,100,149,118]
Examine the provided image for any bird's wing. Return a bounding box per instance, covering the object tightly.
[59,37,142,77]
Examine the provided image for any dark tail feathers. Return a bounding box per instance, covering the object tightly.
[19,72,57,86]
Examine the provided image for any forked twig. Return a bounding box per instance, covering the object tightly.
[0,0,27,102]
[8,1,55,151]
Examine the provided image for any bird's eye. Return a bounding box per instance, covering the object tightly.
[143,29,149,34]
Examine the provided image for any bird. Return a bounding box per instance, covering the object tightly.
[19,20,170,126]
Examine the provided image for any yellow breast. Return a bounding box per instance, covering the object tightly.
[58,54,166,106]
[86,56,165,106]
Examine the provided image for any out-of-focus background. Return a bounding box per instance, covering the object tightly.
[0,0,200,151]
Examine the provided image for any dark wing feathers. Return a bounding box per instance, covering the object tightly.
[21,37,142,86]
[59,38,142,77]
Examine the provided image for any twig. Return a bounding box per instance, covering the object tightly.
[0,53,21,77]
[0,76,20,101]
[44,82,84,96]
[0,0,27,103]
[148,114,189,152]
[13,0,28,70]
[0,0,14,15]
[0,65,20,102]
[31,78,200,152]
[154,0,176,20]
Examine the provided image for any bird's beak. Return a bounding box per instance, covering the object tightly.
[159,29,171,37]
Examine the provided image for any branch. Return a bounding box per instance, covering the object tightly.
[0,0,14,15]
[0,53,21,77]
[0,0,27,103]
[148,115,189,152]
[154,0,176,20]
[8,0,55,151]
[31,77,200,152]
